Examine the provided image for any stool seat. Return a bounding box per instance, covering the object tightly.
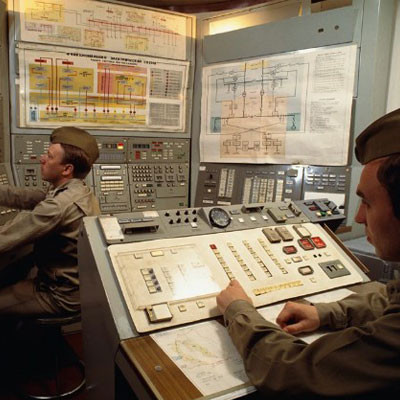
[17,313,85,399]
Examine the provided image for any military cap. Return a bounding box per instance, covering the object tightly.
[355,108,400,164]
[51,126,99,165]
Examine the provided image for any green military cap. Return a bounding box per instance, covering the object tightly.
[355,108,400,164]
[51,126,99,165]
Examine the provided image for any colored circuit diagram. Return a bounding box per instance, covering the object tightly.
[28,56,147,126]
[19,0,189,60]
[20,47,188,129]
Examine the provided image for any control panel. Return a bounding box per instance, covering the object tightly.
[93,164,131,213]
[127,137,189,211]
[294,198,344,231]
[0,163,18,225]
[12,135,190,212]
[87,199,366,333]
[242,165,303,204]
[195,164,351,221]
[96,137,128,164]
[12,135,50,189]
[303,165,351,218]
[195,163,304,207]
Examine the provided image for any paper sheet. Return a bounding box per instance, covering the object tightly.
[16,0,189,60]
[258,287,353,343]
[151,320,250,396]
[200,44,357,166]
[151,288,353,396]
[18,44,188,130]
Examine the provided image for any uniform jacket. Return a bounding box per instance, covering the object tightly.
[0,179,100,312]
[224,280,400,398]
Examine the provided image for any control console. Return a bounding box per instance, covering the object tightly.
[80,198,367,334]
[12,135,190,213]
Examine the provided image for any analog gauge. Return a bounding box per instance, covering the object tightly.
[209,207,231,228]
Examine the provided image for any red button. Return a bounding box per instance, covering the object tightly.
[311,236,326,249]
[298,238,314,250]
[283,245,297,254]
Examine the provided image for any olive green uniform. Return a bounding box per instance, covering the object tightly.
[224,279,400,397]
[0,179,100,314]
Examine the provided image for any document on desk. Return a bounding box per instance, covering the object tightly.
[258,287,353,343]
[151,288,352,397]
[151,320,251,396]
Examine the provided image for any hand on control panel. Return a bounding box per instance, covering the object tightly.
[217,279,252,314]
[276,301,320,335]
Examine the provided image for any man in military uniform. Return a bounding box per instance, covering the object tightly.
[0,126,100,316]
[217,108,400,397]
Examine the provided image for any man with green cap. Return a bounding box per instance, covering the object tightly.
[0,126,100,316]
[217,108,400,398]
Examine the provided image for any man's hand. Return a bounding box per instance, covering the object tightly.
[276,301,320,334]
[216,280,252,314]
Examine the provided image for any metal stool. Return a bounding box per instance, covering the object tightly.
[18,313,86,399]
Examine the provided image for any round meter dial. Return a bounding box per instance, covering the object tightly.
[209,207,231,228]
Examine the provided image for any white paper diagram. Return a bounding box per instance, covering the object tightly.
[18,45,189,130]
[151,321,249,396]
[200,45,357,166]
[16,0,191,60]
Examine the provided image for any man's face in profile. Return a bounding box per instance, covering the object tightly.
[355,158,400,261]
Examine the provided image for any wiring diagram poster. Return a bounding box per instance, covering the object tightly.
[200,44,357,166]
[16,0,190,60]
[18,45,188,130]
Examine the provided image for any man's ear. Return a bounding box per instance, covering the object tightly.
[63,163,74,177]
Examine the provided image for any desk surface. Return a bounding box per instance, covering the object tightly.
[122,335,203,400]
[120,281,384,400]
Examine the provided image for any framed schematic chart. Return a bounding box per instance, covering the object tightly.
[200,44,357,166]
[18,44,189,130]
[14,0,191,61]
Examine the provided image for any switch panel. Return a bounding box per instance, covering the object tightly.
[127,137,189,211]
[0,163,18,225]
[195,163,304,207]
[12,135,190,213]
[96,137,128,164]
[13,135,50,164]
[93,164,131,213]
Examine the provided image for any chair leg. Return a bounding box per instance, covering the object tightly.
[17,327,85,399]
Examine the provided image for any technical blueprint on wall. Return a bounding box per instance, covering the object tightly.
[15,0,190,60]
[200,44,357,166]
[17,44,188,130]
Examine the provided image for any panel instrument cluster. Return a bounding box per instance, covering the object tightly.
[12,135,190,213]
[195,163,351,222]
[86,199,366,333]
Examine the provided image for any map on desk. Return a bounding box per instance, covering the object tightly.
[151,288,353,397]
[151,320,251,396]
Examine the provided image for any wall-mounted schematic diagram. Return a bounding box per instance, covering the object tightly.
[18,45,189,130]
[201,45,357,166]
[15,0,191,60]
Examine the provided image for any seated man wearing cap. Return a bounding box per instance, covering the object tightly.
[0,127,100,316]
[217,108,400,398]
